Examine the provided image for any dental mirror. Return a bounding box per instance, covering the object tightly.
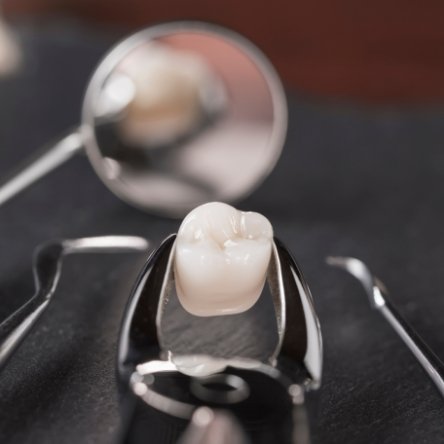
[0,22,287,216]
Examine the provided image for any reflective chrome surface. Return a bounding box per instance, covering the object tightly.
[328,256,444,398]
[0,22,287,216]
[118,235,322,442]
[0,235,149,372]
[0,131,83,207]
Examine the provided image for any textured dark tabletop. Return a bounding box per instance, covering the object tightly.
[0,24,444,444]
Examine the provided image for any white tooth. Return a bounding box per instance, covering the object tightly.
[115,43,225,146]
[174,202,273,317]
[172,355,228,377]
[172,355,261,377]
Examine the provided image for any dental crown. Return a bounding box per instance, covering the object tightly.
[174,202,273,317]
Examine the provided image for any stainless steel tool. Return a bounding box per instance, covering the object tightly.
[0,22,287,217]
[118,235,323,443]
[327,256,444,398]
[0,235,149,372]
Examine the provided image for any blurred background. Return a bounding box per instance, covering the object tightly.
[3,0,444,103]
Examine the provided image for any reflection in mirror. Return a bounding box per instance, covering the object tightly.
[0,23,286,216]
[84,25,287,215]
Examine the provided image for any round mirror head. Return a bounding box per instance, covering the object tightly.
[82,22,287,216]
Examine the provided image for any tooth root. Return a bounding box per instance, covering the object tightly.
[174,202,273,317]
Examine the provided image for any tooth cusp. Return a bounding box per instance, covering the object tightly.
[174,202,273,317]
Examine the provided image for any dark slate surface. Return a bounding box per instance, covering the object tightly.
[0,24,444,444]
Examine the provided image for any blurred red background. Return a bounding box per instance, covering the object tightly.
[4,0,444,104]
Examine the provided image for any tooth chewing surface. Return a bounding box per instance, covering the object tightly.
[174,202,273,317]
